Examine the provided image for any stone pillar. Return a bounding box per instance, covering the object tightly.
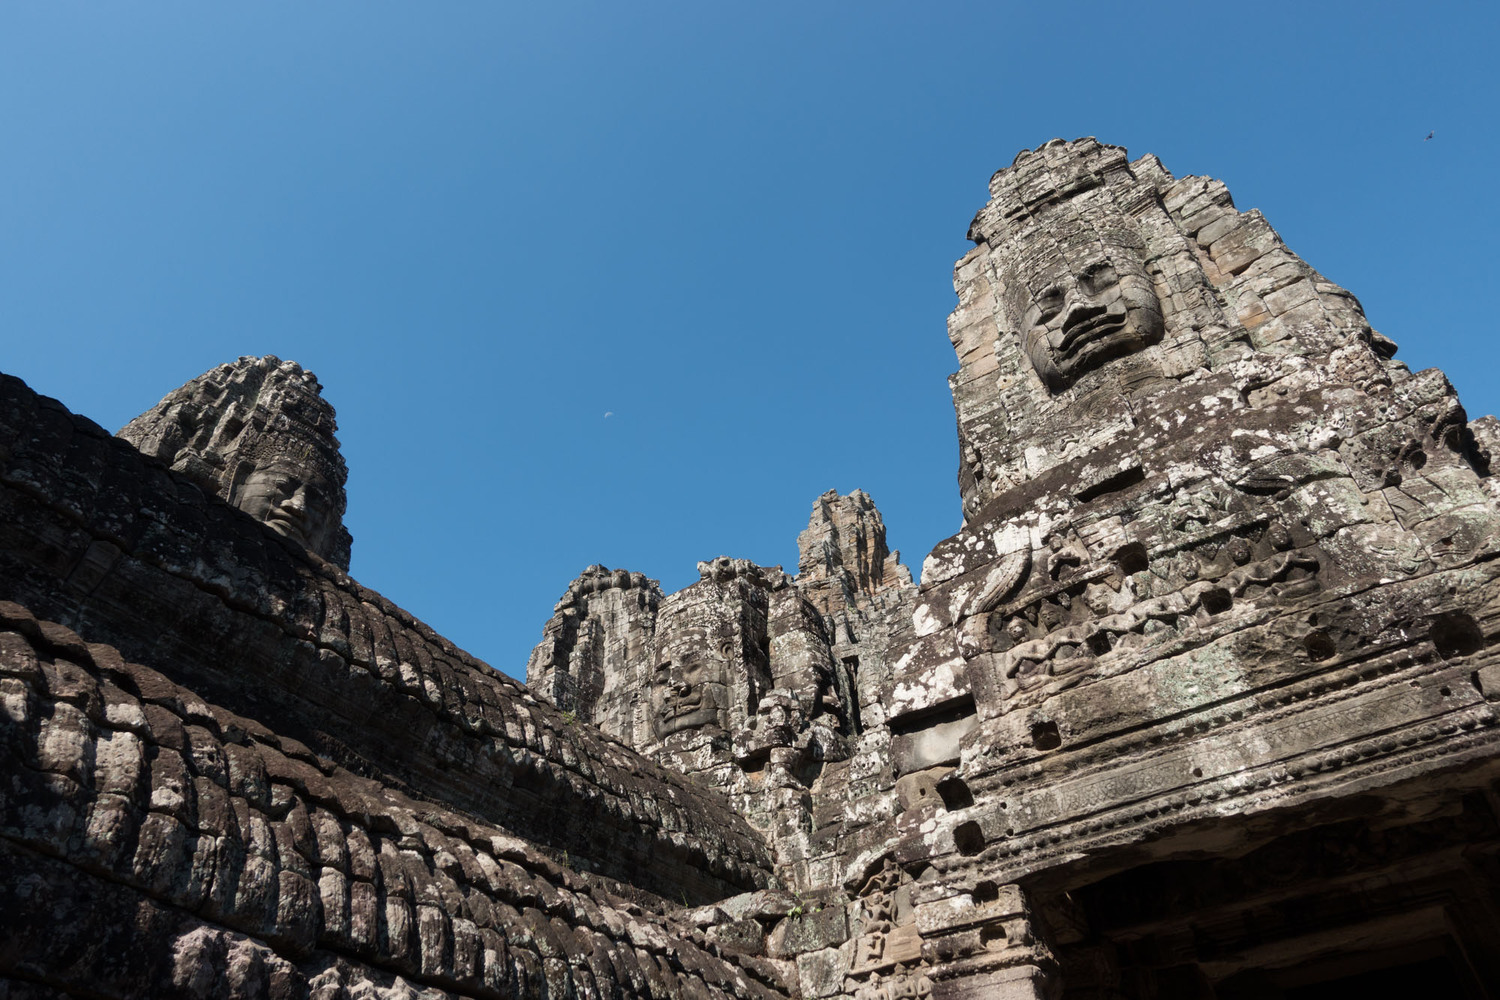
[934,964,1057,1000]
[917,881,1060,1000]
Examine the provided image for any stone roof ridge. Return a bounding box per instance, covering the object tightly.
[1,370,775,902]
[553,563,664,611]
[696,555,790,590]
[0,602,794,999]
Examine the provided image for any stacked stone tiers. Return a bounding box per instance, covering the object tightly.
[0,602,791,999]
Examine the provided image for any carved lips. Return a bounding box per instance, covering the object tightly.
[1055,302,1137,367]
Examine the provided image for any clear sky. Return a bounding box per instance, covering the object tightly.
[3,3,1495,679]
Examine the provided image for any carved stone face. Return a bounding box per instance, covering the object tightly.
[236,458,339,557]
[651,627,728,739]
[1012,244,1164,392]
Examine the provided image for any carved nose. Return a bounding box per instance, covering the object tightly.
[1062,300,1108,333]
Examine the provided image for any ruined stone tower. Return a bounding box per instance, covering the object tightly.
[4,140,1500,997]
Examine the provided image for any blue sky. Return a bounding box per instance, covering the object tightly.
[3,3,1495,678]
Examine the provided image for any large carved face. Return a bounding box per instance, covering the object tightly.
[651,626,729,739]
[235,457,340,557]
[1012,242,1164,391]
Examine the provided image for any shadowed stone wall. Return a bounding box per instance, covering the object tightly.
[0,603,791,999]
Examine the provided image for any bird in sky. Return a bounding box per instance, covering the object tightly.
[1426,131,1435,141]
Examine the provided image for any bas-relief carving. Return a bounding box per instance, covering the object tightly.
[851,860,923,977]
[845,863,1047,997]
[973,510,1324,704]
[852,973,932,1000]
[921,505,1332,723]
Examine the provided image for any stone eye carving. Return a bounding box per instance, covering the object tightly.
[1033,286,1065,324]
[1078,261,1118,296]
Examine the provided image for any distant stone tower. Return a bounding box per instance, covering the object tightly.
[525,565,663,740]
[118,355,353,568]
[525,493,920,888]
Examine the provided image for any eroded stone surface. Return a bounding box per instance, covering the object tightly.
[524,490,920,895]
[874,139,1500,995]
